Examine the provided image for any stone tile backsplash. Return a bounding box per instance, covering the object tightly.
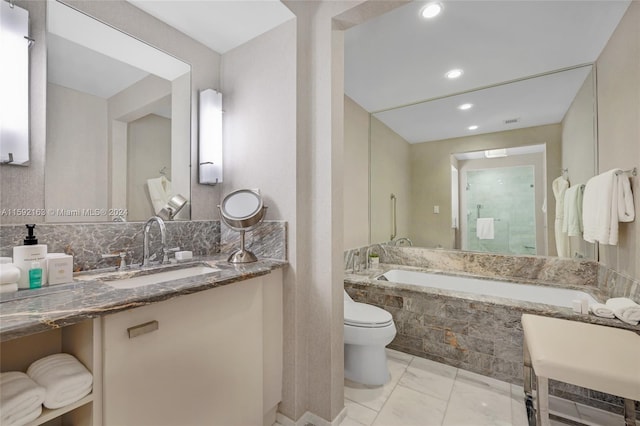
[345,245,639,302]
[0,220,286,271]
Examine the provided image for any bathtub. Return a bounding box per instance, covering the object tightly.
[377,269,597,308]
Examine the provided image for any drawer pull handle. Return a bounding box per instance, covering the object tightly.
[128,320,159,339]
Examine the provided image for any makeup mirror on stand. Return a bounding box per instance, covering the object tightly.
[218,189,267,263]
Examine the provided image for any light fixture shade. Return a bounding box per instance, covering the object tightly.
[485,148,508,158]
[198,89,223,184]
[0,1,30,165]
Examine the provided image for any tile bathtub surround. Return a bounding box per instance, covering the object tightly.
[347,245,640,302]
[0,220,287,272]
[343,281,640,420]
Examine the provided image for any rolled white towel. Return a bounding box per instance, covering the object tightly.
[27,353,93,409]
[589,303,615,319]
[605,297,640,325]
[0,283,19,294]
[0,263,20,285]
[0,371,45,426]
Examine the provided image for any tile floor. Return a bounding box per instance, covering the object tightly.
[341,349,632,426]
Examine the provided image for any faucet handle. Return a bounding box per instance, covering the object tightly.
[162,247,181,264]
[102,251,128,271]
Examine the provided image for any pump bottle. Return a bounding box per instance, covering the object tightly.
[13,224,48,289]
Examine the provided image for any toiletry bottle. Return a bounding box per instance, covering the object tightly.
[13,224,48,289]
[29,261,42,289]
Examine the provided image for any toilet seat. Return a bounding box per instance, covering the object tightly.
[345,302,393,328]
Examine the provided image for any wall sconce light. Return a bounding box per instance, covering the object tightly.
[0,0,31,165]
[198,89,223,185]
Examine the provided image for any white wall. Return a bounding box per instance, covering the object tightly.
[127,114,171,219]
[220,17,302,417]
[45,83,108,222]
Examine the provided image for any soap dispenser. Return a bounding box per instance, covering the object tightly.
[13,224,48,289]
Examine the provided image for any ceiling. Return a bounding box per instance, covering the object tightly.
[126,0,294,54]
[344,0,631,143]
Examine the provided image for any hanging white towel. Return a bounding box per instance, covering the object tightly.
[583,169,635,245]
[605,297,640,325]
[476,218,495,239]
[146,176,172,215]
[562,185,584,237]
[552,176,570,257]
[27,353,93,409]
[0,371,45,426]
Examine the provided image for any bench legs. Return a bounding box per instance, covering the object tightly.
[624,399,637,426]
[523,336,536,426]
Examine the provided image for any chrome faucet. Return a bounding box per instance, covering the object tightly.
[365,243,386,269]
[394,237,413,247]
[142,216,167,267]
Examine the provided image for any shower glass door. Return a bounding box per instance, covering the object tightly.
[465,166,536,255]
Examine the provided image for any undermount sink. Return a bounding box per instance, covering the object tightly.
[103,265,219,290]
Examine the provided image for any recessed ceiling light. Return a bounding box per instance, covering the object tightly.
[421,2,443,19]
[446,69,463,79]
[458,103,473,110]
[468,125,478,130]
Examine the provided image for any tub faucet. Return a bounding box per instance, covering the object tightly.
[365,244,386,269]
[142,216,167,267]
[394,237,413,247]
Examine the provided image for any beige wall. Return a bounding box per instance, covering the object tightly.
[370,116,411,244]
[343,96,370,248]
[561,69,597,259]
[127,114,171,219]
[45,83,108,222]
[596,1,640,280]
[409,124,561,251]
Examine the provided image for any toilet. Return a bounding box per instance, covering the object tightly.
[344,290,397,386]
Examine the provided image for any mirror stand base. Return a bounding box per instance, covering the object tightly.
[227,249,258,263]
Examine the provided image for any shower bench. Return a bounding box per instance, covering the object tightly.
[521,314,640,426]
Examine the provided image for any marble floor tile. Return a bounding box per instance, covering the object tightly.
[510,385,530,426]
[342,399,378,426]
[372,385,448,426]
[399,356,457,401]
[387,347,415,364]
[344,356,410,411]
[442,370,512,426]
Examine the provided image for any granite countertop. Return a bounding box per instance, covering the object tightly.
[0,256,287,342]
[344,263,640,333]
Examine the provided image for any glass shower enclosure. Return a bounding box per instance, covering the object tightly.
[464,166,536,255]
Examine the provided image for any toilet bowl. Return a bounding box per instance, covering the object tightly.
[344,290,397,386]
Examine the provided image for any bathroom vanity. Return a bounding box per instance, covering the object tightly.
[0,259,285,426]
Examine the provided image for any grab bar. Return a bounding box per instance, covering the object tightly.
[390,194,397,241]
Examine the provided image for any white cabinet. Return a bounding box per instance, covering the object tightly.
[102,274,283,426]
[0,319,102,426]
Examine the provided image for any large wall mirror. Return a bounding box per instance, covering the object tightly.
[44,0,191,222]
[345,0,631,259]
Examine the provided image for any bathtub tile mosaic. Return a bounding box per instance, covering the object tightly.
[344,279,640,419]
[444,330,494,356]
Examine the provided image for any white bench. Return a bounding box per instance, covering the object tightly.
[521,314,640,426]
